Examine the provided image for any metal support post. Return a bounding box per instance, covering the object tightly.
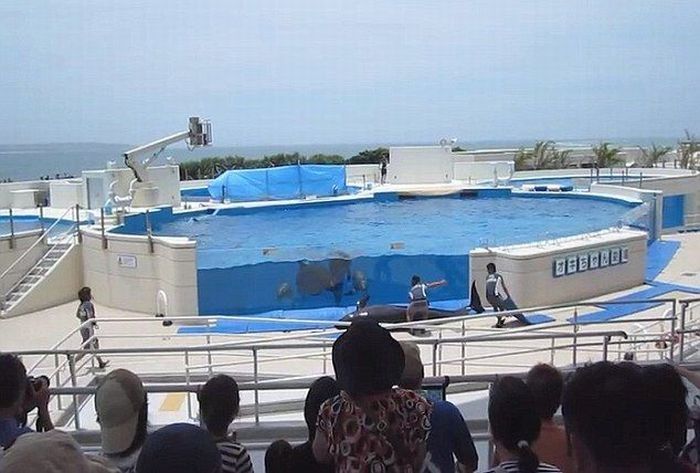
[75,204,82,243]
[323,344,328,374]
[8,208,14,249]
[185,351,193,420]
[550,337,556,365]
[680,303,687,363]
[603,336,610,361]
[100,208,108,249]
[572,308,579,366]
[206,335,213,376]
[670,300,677,361]
[461,321,466,375]
[145,210,154,253]
[253,348,260,425]
[54,353,62,410]
[67,354,80,430]
[39,205,45,234]
[432,342,438,376]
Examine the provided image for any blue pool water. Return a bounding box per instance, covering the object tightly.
[0,216,74,236]
[115,192,644,315]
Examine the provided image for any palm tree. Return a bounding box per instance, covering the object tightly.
[638,143,671,167]
[514,148,530,171]
[530,140,556,169]
[678,130,699,169]
[592,142,623,168]
[550,149,572,169]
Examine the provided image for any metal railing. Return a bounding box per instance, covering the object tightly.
[1,206,80,309]
[12,294,693,430]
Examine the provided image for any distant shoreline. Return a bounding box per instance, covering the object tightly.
[0,137,682,181]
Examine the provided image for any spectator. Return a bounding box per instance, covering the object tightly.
[291,376,340,473]
[642,364,692,473]
[0,429,116,472]
[198,374,253,473]
[266,439,293,473]
[525,364,573,473]
[0,353,53,449]
[95,369,148,473]
[562,361,655,473]
[76,287,108,370]
[398,341,478,473]
[486,376,560,473]
[136,423,222,473]
[313,319,432,472]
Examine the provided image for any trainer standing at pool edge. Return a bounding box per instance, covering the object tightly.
[485,263,531,327]
[407,275,447,334]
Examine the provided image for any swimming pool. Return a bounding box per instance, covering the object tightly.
[113,190,646,315]
[0,215,75,237]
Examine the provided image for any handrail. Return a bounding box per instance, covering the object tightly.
[47,361,700,396]
[10,329,628,357]
[0,206,76,286]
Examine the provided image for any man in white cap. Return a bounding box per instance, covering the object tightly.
[0,429,117,473]
[95,369,148,473]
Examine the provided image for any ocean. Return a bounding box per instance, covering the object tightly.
[0,137,678,181]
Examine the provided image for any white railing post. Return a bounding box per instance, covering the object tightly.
[669,299,677,361]
[253,348,260,425]
[67,354,80,430]
[572,308,579,366]
[206,335,213,377]
[461,321,466,376]
[680,302,688,363]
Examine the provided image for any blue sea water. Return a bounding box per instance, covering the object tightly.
[117,194,641,315]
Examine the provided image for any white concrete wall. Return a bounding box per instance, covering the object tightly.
[453,161,514,184]
[0,181,50,208]
[49,180,84,209]
[388,146,454,184]
[453,150,517,163]
[470,229,647,309]
[0,230,48,293]
[345,164,380,186]
[639,173,700,227]
[82,165,181,209]
[81,228,198,316]
[5,244,83,317]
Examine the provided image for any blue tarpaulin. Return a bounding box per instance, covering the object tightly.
[208,165,347,201]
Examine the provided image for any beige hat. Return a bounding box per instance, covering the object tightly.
[95,369,146,454]
[399,340,424,389]
[0,430,117,473]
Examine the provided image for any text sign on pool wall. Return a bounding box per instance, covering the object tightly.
[553,246,628,278]
[117,254,137,269]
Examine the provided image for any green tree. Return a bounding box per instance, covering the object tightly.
[348,147,389,164]
[592,142,623,168]
[638,144,671,167]
[308,154,346,164]
[550,148,572,169]
[513,141,558,170]
[514,147,530,171]
[679,130,699,169]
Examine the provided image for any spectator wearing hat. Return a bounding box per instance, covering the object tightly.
[313,319,432,472]
[398,341,478,473]
[291,376,340,473]
[198,374,253,473]
[0,353,53,450]
[95,369,148,473]
[525,364,573,473]
[136,423,222,473]
[0,429,117,473]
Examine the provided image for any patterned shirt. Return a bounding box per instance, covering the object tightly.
[317,389,432,473]
[216,438,253,473]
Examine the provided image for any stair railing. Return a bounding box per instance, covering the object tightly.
[0,206,78,310]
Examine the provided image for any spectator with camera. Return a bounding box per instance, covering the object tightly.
[0,353,53,449]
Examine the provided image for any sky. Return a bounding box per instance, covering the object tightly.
[0,1,698,146]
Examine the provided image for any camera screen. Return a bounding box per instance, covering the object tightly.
[423,384,446,403]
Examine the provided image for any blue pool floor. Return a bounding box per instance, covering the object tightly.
[179,239,696,334]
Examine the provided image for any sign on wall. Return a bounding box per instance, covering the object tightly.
[117,254,137,269]
[553,246,628,278]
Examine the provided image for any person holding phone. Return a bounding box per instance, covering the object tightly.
[398,341,478,473]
